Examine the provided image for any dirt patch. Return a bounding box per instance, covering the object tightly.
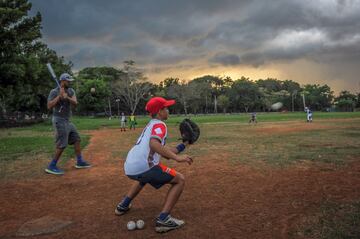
[16,216,73,237]
[0,126,359,239]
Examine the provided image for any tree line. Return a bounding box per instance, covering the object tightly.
[1,0,359,119]
[74,65,360,116]
[0,0,71,118]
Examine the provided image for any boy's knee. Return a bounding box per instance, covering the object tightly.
[177,172,185,184]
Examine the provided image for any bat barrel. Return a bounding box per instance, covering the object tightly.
[46,63,61,87]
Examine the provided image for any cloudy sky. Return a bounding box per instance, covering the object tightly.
[30,0,360,93]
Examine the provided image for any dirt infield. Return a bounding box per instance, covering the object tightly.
[0,122,359,239]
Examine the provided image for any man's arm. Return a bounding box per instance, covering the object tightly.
[47,89,61,110]
[47,95,61,110]
[67,95,78,106]
[150,138,192,165]
[64,89,78,106]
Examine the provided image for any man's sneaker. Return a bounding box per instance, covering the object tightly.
[115,203,131,216]
[75,160,91,169]
[45,165,64,175]
[155,215,185,233]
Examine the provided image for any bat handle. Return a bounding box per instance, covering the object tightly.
[58,94,64,113]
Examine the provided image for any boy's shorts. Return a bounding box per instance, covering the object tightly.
[127,163,176,189]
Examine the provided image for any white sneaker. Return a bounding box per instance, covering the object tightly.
[155,215,185,233]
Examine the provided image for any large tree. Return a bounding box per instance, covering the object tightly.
[229,77,262,112]
[0,0,71,115]
[77,66,121,83]
[166,79,196,115]
[76,78,111,115]
[334,90,357,112]
[302,84,334,111]
[113,61,152,114]
[77,66,121,116]
[188,77,212,113]
[190,75,227,113]
[256,78,283,92]
[217,95,230,113]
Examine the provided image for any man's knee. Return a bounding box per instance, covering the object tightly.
[70,139,81,145]
[56,140,68,149]
[56,145,66,151]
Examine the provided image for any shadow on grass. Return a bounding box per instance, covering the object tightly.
[0,135,90,180]
[292,201,360,239]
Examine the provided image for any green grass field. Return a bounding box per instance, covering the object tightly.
[296,201,360,239]
[1,111,359,179]
[0,128,89,179]
[6,111,360,132]
[1,112,359,164]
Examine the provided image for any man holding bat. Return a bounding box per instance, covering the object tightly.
[45,73,91,175]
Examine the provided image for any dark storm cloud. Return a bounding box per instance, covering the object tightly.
[199,0,360,66]
[30,0,360,86]
[30,0,254,66]
[209,52,240,66]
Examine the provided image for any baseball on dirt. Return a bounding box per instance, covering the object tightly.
[271,102,283,110]
[127,221,136,231]
[136,220,145,229]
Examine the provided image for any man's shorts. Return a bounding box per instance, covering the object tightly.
[53,117,80,149]
[127,163,176,189]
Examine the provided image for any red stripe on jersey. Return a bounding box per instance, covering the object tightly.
[151,123,166,141]
[159,163,176,177]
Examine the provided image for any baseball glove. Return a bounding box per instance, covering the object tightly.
[179,118,200,144]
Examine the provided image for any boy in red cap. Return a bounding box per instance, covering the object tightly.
[115,97,193,233]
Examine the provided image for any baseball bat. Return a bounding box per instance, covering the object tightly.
[46,63,61,87]
[46,63,63,112]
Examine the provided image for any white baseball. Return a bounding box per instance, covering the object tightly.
[90,87,96,93]
[127,221,136,231]
[271,102,283,110]
[136,219,145,229]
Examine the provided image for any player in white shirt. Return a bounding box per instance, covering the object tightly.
[305,107,313,122]
[120,112,126,131]
[115,97,193,233]
[124,118,168,175]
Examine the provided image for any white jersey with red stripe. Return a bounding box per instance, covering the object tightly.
[124,119,167,175]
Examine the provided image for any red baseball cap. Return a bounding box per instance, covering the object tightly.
[145,97,176,114]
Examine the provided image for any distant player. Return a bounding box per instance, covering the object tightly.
[248,112,257,124]
[305,107,313,123]
[129,113,136,130]
[115,97,193,233]
[120,112,126,131]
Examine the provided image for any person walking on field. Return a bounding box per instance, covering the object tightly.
[248,112,257,124]
[305,107,313,123]
[45,73,91,175]
[129,113,137,130]
[120,112,126,131]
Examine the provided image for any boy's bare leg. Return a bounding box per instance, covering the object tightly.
[116,181,144,215]
[126,181,144,199]
[161,173,185,213]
